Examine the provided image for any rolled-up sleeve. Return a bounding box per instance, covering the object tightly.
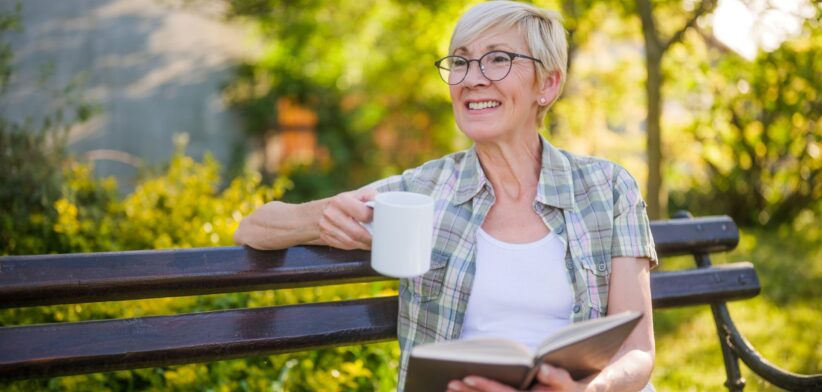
[611,166,658,269]
[365,164,428,193]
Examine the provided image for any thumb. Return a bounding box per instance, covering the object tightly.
[535,364,572,387]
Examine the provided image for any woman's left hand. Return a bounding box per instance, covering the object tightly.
[446,364,591,392]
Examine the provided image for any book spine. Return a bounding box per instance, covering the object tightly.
[518,364,541,390]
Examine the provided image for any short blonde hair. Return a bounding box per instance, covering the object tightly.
[449,1,568,126]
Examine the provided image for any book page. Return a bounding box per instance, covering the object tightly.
[411,338,533,366]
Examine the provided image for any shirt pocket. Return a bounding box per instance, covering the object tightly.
[402,249,449,302]
[579,254,611,315]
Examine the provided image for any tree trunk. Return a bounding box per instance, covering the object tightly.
[645,53,665,219]
[636,0,716,219]
[637,0,665,220]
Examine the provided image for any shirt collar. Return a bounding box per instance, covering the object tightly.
[535,135,575,210]
[453,145,487,205]
[452,135,575,210]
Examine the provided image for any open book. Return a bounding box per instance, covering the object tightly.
[404,311,642,392]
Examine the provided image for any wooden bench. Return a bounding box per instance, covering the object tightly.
[1,213,820,391]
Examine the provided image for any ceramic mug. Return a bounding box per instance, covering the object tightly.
[362,192,434,278]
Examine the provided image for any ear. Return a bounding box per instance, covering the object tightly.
[537,70,561,106]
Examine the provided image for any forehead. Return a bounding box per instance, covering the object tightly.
[453,26,528,56]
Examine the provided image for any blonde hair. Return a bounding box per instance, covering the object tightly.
[449,1,568,125]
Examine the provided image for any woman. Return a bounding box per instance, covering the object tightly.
[234,1,657,391]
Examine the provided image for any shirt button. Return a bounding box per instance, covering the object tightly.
[565,260,573,270]
[556,227,564,235]
[597,264,607,272]
[573,304,581,313]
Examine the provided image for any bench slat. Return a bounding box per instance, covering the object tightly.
[0,247,378,308]
[650,262,760,308]
[0,216,739,308]
[0,296,398,380]
[0,263,759,380]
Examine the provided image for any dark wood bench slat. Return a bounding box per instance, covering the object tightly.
[0,247,379,308]
[0,216,740,308]
[0,263,759,380]
[650,215,739,256]
[651,262,760,308]
[0,296,398,380]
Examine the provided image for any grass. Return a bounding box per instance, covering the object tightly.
[652,222,822,391]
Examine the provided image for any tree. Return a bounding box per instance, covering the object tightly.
[635,0,717,219]
[222,0,462,200]
[680,17,821,226]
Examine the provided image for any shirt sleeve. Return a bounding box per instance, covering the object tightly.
[363,164,428,193]
[365,174,405,193]
[611,166,658,269]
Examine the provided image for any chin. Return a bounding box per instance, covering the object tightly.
[459,126,505,143]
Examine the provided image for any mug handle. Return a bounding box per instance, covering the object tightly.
[359,201,375,235]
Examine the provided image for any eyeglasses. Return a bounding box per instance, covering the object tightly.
[434,50,543,85]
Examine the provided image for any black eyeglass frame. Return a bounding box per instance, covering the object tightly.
[434,50,544,85]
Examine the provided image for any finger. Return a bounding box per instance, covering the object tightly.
[343,192,376,223]
[318,224,358,250]
[322,205,372,245]
[355,187,378,203]
[327,191,374,228]
[318,210,367,250]
[462,376,517,391]
[535,364,573,388]
[446,380,481,392]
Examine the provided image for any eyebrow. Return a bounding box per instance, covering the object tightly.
[454,43,514,55]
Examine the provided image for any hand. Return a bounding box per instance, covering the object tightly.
[446,364,590,392]
[318,188,377,250]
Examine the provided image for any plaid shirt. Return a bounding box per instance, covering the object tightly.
[371,136,657,390]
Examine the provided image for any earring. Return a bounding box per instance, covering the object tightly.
[538,97,547,105]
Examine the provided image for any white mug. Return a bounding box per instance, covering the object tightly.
[361,192,434,278]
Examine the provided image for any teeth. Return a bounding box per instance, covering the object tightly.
[468,101,500,110]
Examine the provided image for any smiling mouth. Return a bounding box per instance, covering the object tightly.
[467,100,501,110]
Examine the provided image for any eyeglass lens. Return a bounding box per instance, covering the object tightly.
[438,51,514,85]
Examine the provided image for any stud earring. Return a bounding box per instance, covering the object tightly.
[538,97,547,105]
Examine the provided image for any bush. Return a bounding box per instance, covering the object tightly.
[0,140,401,391]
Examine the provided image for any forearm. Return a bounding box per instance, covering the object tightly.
[234,199,328,250]
[587,348,654,392]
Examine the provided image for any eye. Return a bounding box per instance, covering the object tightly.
[450,57,468,68]
[490,54,511,64]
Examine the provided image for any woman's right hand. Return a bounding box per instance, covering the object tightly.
[318,187,378,250]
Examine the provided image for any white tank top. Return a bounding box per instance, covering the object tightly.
[460,227,574,352]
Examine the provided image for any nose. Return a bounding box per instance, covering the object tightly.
[462,60,489,87]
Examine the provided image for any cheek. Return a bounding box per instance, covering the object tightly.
[506,69,537,100]
[449,85,461,102]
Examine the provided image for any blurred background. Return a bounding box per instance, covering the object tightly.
[0,0,819,390]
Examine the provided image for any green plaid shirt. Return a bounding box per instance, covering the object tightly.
[371,136,657,390]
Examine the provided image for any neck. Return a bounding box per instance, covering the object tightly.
[475,132,542,202]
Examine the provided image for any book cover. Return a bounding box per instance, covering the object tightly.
[404,311,642,392]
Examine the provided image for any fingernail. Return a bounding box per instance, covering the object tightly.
[447,381,461,391]
[463,377,477,386]
[541,364,551,374]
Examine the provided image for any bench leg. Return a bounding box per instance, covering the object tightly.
[691,248,746,391]
[710,303,746,391]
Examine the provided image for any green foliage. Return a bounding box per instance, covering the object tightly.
[0,145,401,390]
[0,2,99,256]
[222,0,468,198]
[670,18,821,226]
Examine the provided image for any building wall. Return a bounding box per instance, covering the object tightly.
[1,0,258,190]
